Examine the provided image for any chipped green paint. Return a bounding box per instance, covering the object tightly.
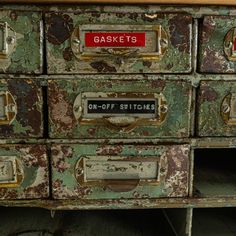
[51,144,189,199]
[0,144,49,199]
[48,76,192,139]
[0,79,43,138]
[197,80,236,136]
[45,12,192,74]
[0,10,42,74]
[199,16,236,73]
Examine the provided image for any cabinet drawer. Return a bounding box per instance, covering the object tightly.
[0,79,43,138]
[0,145,49,199]
[48,77,192,139]
[197,80,236,136]
[51,144,189,199]
[199,16,236,73]
[45,12,192,74]
[0,10,43,74]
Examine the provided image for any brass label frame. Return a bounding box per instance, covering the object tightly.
[74,155,167,189]
[0,22,16,59]
[73,92,168,132]
[221,93,236,125]
[224,27,236,62]
[0,156,24,188]
[71,24,168,61]
[0,91,17,125]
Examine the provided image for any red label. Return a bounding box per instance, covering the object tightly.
[234,37,236,52]
[85,32,146,47]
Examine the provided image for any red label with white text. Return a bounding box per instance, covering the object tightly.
[85,32,146,47]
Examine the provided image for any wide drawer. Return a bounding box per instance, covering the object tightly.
[45,12,192,74]
[199,16,236,73]
[51,144,190,199]
[0,79,43,138]
[0,145,49,199]
[0,10,43,74]
[48,77,192,139]
[197,80,236,136]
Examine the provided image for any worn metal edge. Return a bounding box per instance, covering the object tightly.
[1,198,236,210]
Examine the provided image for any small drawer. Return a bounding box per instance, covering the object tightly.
[199,16,236,73]
[197,80,236,136]
[0,10,43,74]
[51,144,189,199]
[0,145,49,199]
[45,12,192,74]
[0,79,43,138]
[48,77,192,139]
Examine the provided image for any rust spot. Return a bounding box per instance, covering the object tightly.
[200,85,218,102]
[96,145,123,155]
[10,11,18,21]
[169,15,192,53]
[8,80,42,136]
[151,80,166,90]
[201,48,229,73]
[143,61,152,68]
[87,128,96,136]
[24,182,49,198]
[90,61,117,73]
[46,13,74,45]
[63,47,74,61]
[200,16,216,44]
[0,188,18,199]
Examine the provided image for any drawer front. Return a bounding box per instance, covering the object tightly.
[45,13,192,74]
[51,144,189,199]
[199,16,236,73]
[197,80,236,136]
[0,145,49,199]
[48,77,192,139]
[0,79,43,138]
[0,10,42,74]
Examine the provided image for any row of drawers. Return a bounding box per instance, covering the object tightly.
[0,77,235,138]
[0,143,189,200]
[1,10,236,74]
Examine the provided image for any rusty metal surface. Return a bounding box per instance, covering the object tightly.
[199,16,236,73]
[48,76,192,139]
[197,80,236,137]
[45,12,192,74]
[0,144,49,199]
[0,10,43,74]
[0,79,43,138]
[51,144,189,199]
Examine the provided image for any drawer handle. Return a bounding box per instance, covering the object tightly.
[105,179,140,192]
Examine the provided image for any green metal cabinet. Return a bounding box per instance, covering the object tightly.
[0,10,43,74]
[199,16,236,73]
[197,80,236,136]
[0,79,43,138]
[45,12,192,74]
[48,76,192,139]
[0,145,49,199]
[51,144,189,199]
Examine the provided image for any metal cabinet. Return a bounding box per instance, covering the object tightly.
[45,12,192,74]
[199,16,236,73]
[51,144,190,199]
[48,76,192,139]
[197,80,236,137]
[0,10,43,74]
[0,145,49,199]
[0,79,43,138]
